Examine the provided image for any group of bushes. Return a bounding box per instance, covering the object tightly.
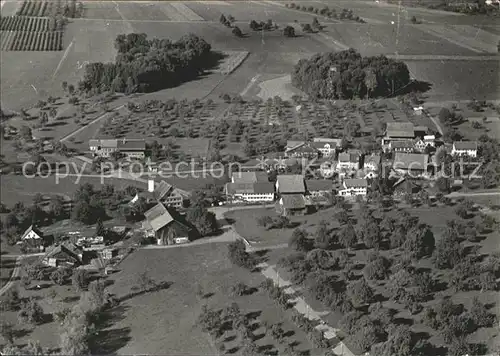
[78,33,215,94]
[286,3,365,23]
[249,19,277,31]
[291,49,411,99]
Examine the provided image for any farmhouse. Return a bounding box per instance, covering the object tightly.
[305,179,333,197]
[284,141,319,159]
[231,171,268,184]
[41,244,83,268]
[89,138,146,159]
[393,152,429,177]
[276,194,307,216]
[21,225,43,241]
[337,152,360,171]
[382,122,417,150]
[311,137,342,157]
[145,180,184,209]
[275,174,306,195]
[451,141,478,158]
[224,182,275,203]
[338,179,368,197]
[415,135,436,152]
[390,140,414,153]
[142,203,194,245]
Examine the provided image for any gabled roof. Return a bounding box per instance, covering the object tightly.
[391,140,414,149]
[21,225,43,240]
[281,194,306,209]
[277,175,305,194]
[286,140,305,149]
[386,122,415,138]
[305,179,333,192]
[42,245,81,264]
[453,141,478,151]
[89,139,118,148]
[231,171,268,184]
[286,142,318,154]
[393,152,429,170]
[117,139,146,151]
[253,182,275,194]
[144,203,174,232]
[313,137,343,144]
[153,181,173,201]
[343,179,368,188]
[338,152,359,163]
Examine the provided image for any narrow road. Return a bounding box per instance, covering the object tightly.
[260,262,356,356]
[423,108,444,136]
[60,105,125,143]
[0,256,21,297]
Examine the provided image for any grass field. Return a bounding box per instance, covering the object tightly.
[0,175,146,206]
[105,243,326,355]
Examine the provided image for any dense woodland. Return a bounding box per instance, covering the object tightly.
[291,49,411,100]
[78,33,216,94]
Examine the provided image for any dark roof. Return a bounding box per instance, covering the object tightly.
[344,179,368,188]
[281,194,306,209]
[231,171,268,184]
[386,122,415,138]
[286,142,318,154]
[393,152,429,170]
[338,153,359,163]
[144,203,174,231]
[89,139,118,149]
[117,139,146,151]
[453,141,478,151]
[305,179,333,192]
[21,225,43,240]
[253,182,275,194]
[277,175,305,194]
[42,245,81,264]
[365,154,381,165]
[391,140,414,149]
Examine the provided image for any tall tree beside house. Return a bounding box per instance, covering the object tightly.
[96,218,105,236]
[186,205,218,237]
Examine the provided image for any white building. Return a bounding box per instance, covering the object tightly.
[21,225,44,240]
[225,182,275,203]
[311,138,342,157]
[451,141,478,158]
[363,154,381,172]
[338,179,368,197]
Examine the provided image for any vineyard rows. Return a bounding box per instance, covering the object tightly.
[0,31,64,51]
[16,1,53,17]
[16,0,83,18]
[0,16,50,31]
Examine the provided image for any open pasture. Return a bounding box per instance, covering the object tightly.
[0,175,146,206]
[108,244,324,355]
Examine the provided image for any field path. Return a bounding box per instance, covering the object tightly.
[0,256,21,297]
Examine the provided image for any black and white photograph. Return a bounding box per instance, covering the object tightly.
[0,0,499,355]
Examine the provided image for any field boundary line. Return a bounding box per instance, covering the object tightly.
[52,37,75,79]
[0,256,22,297]
[415,25,487,54]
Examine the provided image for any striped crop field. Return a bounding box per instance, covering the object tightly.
[0,16,50,31]
[0,30,63,51]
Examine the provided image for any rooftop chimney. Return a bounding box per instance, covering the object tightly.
[148,179,155,193]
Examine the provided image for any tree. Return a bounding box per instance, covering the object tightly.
[271,323,285,343]
[403,224,435,259]
[363,254,391,280]
[72,269,89,292]
[87,279,107,310]
[18,298,44,325]
[136,271,155,292]
[3,288,20,311]
[347,277,374,306]
[186,205,218,237]
[410,15,417,24]
[49,107,57,119]
[432,232,462,269]
[232,26,243,37]
[302,23,313,32]
[219,14,227,25]
[230,282,249,297]
[95,218,105,236]
[0,321,15,344]
[289,228,310,251]
[228,240,255,269]
[312,17,321,29]
[50,268,71,285]
[283,25,296,37]
[339,223,357,249]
